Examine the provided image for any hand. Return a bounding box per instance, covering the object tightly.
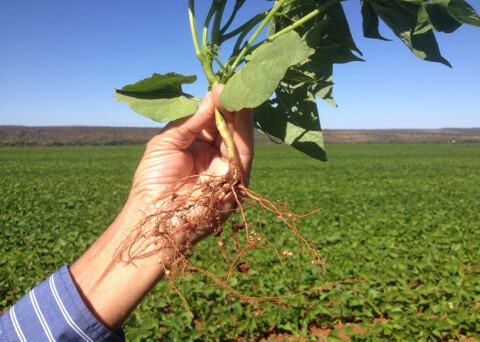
[70,84,253,332]
[130,84,253,204]
[127,84,254,245]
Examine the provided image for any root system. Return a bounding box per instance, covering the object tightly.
[117,167,348,315]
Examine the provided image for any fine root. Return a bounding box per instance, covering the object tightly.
[117,169,346,315]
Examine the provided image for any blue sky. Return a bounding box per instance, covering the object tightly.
[0,1,479,129]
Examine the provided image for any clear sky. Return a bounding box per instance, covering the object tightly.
[0,1,479,129]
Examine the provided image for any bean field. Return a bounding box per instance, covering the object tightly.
[1,144,479,341]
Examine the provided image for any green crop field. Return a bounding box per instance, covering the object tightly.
[1,144,479,341]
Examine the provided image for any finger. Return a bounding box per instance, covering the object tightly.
[232,106,254,158]
[233,107,254,184]
[195,121,219,146]
[153,92,216,150]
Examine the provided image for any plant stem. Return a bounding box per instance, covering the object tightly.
[211,0,227,45]
[267,0,339,42]
[221,12,267,43]
[225,0,288,80]
[188,1,237,173]
[219,0,246,36]
[231,14,265,56]
[202,1,217,52]
[215,107,239,174]
[183,93,203,102]
[213,55,227,74]
[268,10,319,41]
[189,0,218,85]
[188,0,202,59]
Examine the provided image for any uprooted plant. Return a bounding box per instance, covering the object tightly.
[114,0,480,308]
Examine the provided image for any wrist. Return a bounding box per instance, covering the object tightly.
[69,202,171,332]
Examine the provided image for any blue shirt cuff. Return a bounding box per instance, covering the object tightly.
[0,265,125,342]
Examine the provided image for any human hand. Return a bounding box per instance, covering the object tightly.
[130,84,253,203]
[70,85,253,331]
[125,84,254,245]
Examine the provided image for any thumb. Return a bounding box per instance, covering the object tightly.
[152,92,215,150]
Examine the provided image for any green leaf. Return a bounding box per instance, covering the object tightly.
[410,30,452,67]
[303,2,363,66]
[191,330,203,339]
[364,0,452,67]
[115,73,198,123]
[415,6,436,35]
[295,63,337,107]
[422,0,462,33]
[271,0,363,65]
[270,0,323,38]
[415,0,465,34]
[448,0,480,27]
[115,94,198,123]
[283,68,320,85]
[265,0,358,114]
[343,325,355,336]
[118,73,197,96]
[220,31,313,111]
[254,84,326,161]
[361,0,391,40]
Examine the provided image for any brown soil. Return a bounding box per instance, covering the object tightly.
[259,318,479,342]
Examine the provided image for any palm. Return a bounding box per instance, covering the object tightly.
[134,134,228,205]
[129,86,252,208]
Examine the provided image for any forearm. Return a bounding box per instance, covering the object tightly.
[69,198,168,332]
[68,88,253,333]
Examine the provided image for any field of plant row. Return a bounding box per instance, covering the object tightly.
[1,144,479,341]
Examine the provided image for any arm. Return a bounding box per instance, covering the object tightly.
[0,85,253,341]
[69,84,254,332]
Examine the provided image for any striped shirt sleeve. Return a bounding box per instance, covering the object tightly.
[0,265,125,342]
